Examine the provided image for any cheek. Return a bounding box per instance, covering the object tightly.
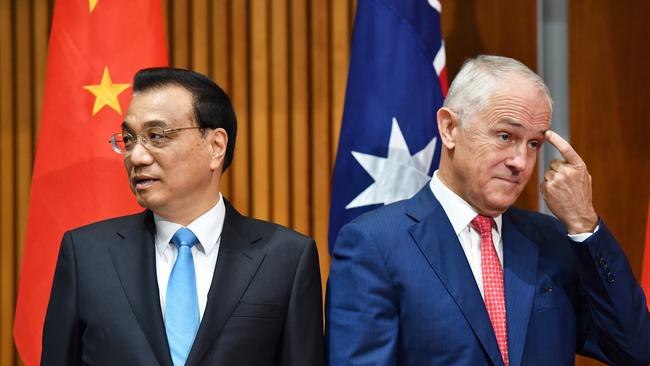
[123,159,133,176]
[458,137,490,163]
[471,137,501,160]
[522,152,538,174]
[476,150,505,173]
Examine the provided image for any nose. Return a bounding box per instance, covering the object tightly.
[126,141,154,167]
[505,143,528,174]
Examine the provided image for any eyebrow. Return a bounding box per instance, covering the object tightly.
[121,120,169,131]
[497,119,546,137]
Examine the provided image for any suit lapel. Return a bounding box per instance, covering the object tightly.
[502,211,539,366]
[186,201,266,366]
[407,188,504,366]
[109,211,173,366]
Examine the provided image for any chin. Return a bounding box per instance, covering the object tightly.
[490,200,516,213]
[480,207,507,217]
[483,195,517,214]
[135,197,151,210]
[135,194,163,211]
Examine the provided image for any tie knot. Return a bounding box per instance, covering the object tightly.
[471,214,494,236]
[171,227,199,248]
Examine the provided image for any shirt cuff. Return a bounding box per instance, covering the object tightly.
[568,224,600,243]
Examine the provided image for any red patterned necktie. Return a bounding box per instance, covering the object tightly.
[471,214,509,366]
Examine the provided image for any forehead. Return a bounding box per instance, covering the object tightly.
[124,85,194,129]
[479,77,551,130]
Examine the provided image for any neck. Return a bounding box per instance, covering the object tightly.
[153,195,220,226]
[436,158,461,197]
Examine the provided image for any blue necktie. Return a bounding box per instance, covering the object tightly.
[165,227,200,366]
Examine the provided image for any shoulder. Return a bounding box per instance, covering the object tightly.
[243,215,312,245]
[504,207,573,255]
[349,199,413,232]
[71,211,148,231]
[224,201,314,256]
[62,211,151,254]
[505,206,566,234]
[226,208,322,281]
[343,185,439,234]
[332,198,415,258]
[67,211,149,237]
[54,211,151,260]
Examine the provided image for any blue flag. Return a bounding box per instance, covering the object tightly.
[329,0,447,251]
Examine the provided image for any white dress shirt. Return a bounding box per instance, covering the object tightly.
[428,170,597,299]
[154,194,225,320]
[429,171,503,299]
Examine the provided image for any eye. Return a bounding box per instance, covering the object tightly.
[147,132,165,142]
[497,133,511,142]
[528,140,540,150]
[122,133,135,145]
[143,128,167,148]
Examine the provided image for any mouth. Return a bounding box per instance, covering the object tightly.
[132,175,159,190]
[494,177,520,185]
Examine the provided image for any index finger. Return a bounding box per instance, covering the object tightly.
[544,130,585,165]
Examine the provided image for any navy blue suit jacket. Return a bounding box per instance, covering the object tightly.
[326,187,650,365]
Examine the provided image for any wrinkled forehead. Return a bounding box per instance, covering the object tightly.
[476,83,552,130]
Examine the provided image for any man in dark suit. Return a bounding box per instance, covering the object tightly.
[42,68,325,365]
[326,55,650,365]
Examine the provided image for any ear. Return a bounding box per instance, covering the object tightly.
[437,107,459,149]
[208,128,228,172]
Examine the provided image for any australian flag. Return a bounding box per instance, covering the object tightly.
[328,0,448,251]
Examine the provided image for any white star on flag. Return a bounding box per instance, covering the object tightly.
[346,117,437,209]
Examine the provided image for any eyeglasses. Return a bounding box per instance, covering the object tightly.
[109,126,202,154]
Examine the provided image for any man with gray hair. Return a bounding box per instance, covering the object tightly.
[326,55,650,365]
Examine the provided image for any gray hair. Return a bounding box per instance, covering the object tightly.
[443,55,553,127]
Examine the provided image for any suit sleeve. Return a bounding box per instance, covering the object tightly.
[573,220,650,365]
[279,239,326,366]
[326,222,398,366]
[41,231,82,366]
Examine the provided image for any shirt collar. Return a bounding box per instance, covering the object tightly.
[153,193,226,256]
[428,171,502,235]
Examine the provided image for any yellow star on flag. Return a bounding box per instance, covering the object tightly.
[83,67,130,116]
[89,0,99,13]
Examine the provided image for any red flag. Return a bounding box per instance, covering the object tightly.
[13,1,167,364]
[642,199,650,311]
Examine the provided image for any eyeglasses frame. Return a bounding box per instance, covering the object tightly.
[109,126,203,155]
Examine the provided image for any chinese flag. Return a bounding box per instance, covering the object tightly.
[13,0,167,364]
[642,199,650,311]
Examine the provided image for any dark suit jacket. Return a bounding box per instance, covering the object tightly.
[42,200,325,366]
[326,187,650,365]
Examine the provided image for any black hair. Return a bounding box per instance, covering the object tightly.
[133,67,237,172]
